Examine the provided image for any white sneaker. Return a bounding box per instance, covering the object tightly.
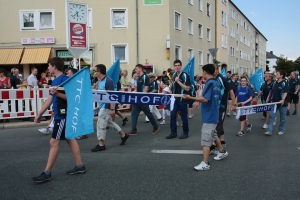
[262,124,268,129]
[261,116,265,120]
[227,112,231,117]
[160,120,166,125]
[194,161,210,171]
[38,128,51,135]
[273,117,276,126]
[188,115,193,119]
[278,131,284,135]
[233,112,236,116]
[265,132,272,136]
[176,122,179,126]
[214,151,228,161]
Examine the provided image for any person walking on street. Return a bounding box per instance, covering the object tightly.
[286,71,300,115]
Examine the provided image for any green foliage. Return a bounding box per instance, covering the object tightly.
[213,59,220,65]
[274,55,295,75]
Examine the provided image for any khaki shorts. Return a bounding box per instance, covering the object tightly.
[201,123,218,147]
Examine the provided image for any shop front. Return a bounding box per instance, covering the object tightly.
[56,50,93,71]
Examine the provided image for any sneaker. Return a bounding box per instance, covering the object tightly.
[66,165,86,175]
[292,111,297,115]
[160,120,166,125]
[120,133,129,145]
[262,123,268,129]
[128,130,137,135]
[265,132,272,136]
[166,133,177,139]
[287,110,290,115]
[32,172,51,183]
[214,150,228,161]
[188,115,193,119]
[144,121,149,123]
[278,131,284,135]
[151,127,160,134]
[194,161,210,171]
[247,124,252,133]
[157,118,162,121]
[209,145,217,154]
[221,141,226,148]
[227,112,231,117]
[176,122,179,126]
[38,128,51,135]
[233,112,237,116]
[261,116,265,120]
[122,117,128,126]
[91,145,106,152]
[179,133,188,139]
[273,117,276,126]
[236,130,245,136]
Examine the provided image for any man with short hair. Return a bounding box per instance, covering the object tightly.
[91,64,129,152]
[32,57,85,183]
[128,64,160,135]
[286,71,300,115]
[226,71,232,82]
[10,68,21,89]
[166,59,191,139]
[27,67,38,88]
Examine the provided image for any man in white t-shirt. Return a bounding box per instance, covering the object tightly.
[27,67,38,88]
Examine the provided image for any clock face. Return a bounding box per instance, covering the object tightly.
[69,3,86,23]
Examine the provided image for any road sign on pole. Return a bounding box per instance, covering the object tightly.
[208,48,218,59]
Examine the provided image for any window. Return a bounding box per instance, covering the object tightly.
[221,33,227,48]
[188,48,193,61]
[207,28,211,41]
[231,28,235,38]
[222,0,227,5]
[111,8,128,28]
[198,51,203,65]
[207,3,211,16]
[230,8,235,20]
[175,45,182,60]
[198,24,203,38]
[230,47,235,56]
[20,10,55,30]
[207,53,211,64]
[188,18,193,35]
[188,0,193,5]
[87,8,93,28]
[112,44,128,63]
[221,11,227,26]
[175,12,181,30]
[198,0,203,11]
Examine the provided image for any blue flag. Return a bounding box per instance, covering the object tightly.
[249,68,264,93]
[182,57,195,83]
[107,59,120,89]
[60,67,94,139]
[221,68,226,77]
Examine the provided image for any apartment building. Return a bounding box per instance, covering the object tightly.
[0,0,265,79]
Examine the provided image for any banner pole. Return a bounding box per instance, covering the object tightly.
[235,102,281,109]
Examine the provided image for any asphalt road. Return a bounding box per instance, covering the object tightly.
[1,108,300,200]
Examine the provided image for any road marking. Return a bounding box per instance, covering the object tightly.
[297,147,300,150]
[151,149,218,155]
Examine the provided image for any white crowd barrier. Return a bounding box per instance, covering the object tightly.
[0,87,134,120]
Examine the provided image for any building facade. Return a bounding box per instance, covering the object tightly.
[0,0,266,79]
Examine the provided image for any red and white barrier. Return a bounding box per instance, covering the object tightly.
[36,88,53,117]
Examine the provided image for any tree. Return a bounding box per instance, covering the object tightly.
[294,56,300,72]
[274,55,295,75]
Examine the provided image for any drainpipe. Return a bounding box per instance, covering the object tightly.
[136,0,139,64]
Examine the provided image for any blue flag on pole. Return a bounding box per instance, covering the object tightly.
[60,67,94,139]
[221,68,226,77]
[249,68,264,93]
[107,59,120,89]
[182,57,195,83]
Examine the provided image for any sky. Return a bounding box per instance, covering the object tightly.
[232,0,300,61]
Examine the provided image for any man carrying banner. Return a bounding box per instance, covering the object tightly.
[286,71,300,116]
[265,70,288,136]
[129,64,160,135]
[32,57,86,183]
[166,59,191,139]
[91,64,129,152]
[183,64,228,170]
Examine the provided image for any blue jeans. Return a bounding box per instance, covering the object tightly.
[170,100,189,135]
[131,104,158,131]
[267,106,287,133]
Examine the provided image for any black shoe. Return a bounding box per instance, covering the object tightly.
[122,117,128,126]
[67,165,86,175]
[292,111,297,115]
[166,133,177,139]
[179,133,188,139]
[32,172,51,183]
[287,110,290,115]
[120,133,129,145]
[91,145,106,152]
[157,118,162,121]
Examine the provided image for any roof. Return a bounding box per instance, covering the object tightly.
[266,51,278,59]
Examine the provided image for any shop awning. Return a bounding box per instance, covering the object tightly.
[20,48,51,64]
[0,48,24,65]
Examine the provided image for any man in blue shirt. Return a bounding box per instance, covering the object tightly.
[286,71,300,115]
[91,64,129,152]
[183,64,228,170]
[32,57,85,183]
[128,64,160,135]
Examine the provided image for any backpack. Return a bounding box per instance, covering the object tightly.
[190,83,197,97]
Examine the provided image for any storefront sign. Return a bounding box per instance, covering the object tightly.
[144,0,163,5]
[21,37,55,44]
[57,50,92,58]
[69,22,87,48]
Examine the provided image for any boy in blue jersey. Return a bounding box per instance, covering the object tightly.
[91,64,129,152]
[32,57,85,183]
[233,76,253,136]
[183,64,228,171]
[265,70,288,136]
[286,71,300,115]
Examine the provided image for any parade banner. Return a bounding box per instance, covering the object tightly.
[182,57,195,83]
[249,68,264,93]
[221,68,226,77]
[60,67,94,139]
[107,59,120,89]
[235,103,278,119]
[92,90,176,110]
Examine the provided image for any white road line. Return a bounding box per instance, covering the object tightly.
[151,149,204,154]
